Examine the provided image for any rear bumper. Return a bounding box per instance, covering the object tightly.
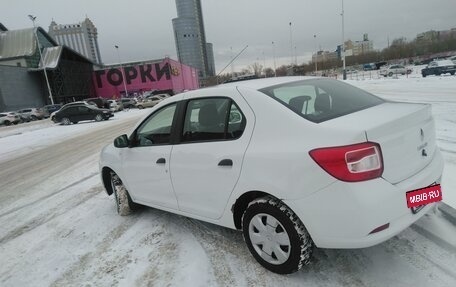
[284,149,444,249]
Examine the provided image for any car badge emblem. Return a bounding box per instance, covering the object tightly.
[420,128,424,141]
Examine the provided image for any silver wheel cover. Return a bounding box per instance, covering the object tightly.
[248,213,291,265]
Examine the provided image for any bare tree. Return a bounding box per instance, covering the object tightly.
[249,62,263,77]
[263,67,275,77]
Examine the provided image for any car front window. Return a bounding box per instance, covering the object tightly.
[181,97,246,142]
[135,104,177,146]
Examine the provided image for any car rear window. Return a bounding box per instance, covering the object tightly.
[259,78,384,123]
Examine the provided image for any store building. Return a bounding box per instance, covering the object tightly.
[93,58,199,98]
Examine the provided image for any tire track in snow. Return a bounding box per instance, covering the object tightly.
[0,185,103,245]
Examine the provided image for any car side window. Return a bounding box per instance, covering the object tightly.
[65,107,77,115]
[182,98,245,143]
[135,104,176,146]
[227,102,246,140]
[78,106,90,113]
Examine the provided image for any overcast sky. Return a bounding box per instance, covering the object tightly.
[2,0,455,73]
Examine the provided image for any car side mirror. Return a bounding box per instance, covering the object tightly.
[114,134,129,148]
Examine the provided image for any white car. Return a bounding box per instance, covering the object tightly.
[0,112,21,126]
[99,77,443,274]
[108,100,123,112]
[379,64,410,77]
[135,96,162,109]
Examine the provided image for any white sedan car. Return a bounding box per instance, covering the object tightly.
[379,64,410,77]
[99,77,443,274]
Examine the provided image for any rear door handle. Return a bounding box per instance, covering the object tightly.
[156,158,166,164]
[218,159,233,166]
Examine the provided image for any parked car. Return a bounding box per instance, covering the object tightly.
[99,77,443,274]
[145,93,170,100]
[16,108,45,120]
[53,103,113,125]
[421,60,456,77]
[0,112,21,126]
[85,97,110,109]
[135,96,162,109]
[120,98,137,108]
[50,101,91,122]
[42,104,62,116]
[108,100,124,112]
[16,110,32,122]
[379,64,410,77]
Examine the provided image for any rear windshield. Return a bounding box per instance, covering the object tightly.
[259,78,384,123]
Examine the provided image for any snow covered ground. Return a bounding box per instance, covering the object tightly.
[1,77,456,286]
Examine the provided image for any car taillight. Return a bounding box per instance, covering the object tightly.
[309,142,383,182]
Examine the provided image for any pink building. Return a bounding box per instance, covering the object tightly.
[93,58,199,98]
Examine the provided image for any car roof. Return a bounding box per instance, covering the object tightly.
[433,60,454,66]
[216,76,317,90]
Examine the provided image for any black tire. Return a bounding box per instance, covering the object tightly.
[137,105,144,109]
[4,121,11,126]
[388,72,394,77]
[95,114,103,122]
[450,71,455,75]
[422,74,427,78]
[110,172,137,216]
[61,117,71,125]
[242,197,313,274]
[72,121,78,124]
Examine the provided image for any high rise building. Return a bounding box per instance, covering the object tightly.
[48,17,102,64]
[172,0,215,78]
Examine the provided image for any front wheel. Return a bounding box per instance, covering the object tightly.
[61,117,71,125]
[137,105,144,109]
[388,72,394,77]
[110,172,136,216]
[242,197,313,274]
[95,114,103,122]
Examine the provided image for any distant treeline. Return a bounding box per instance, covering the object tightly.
[287,32,456,75]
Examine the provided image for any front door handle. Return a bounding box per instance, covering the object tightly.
[156,158,166,164]
[218,159,233,166]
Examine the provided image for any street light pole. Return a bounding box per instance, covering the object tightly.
[272,41,277,77]
[289,22,293,67]
[28,15,54,105]
[314,34,318,75]
[115,45,128,99]
[341,0,346,80]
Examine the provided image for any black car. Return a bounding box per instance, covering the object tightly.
[421,60,456,77]
[53,104,113,125]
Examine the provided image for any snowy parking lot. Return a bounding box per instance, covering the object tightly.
[1,76,456,286]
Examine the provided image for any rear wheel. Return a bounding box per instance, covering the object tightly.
[137,105,144,109]
[4,121,11,126]
[95,114,103,122]
[61,117,71,125]
[110,172,136,216]
[388,72,394,77]
[242,197,313,274]
[72,121,78,124]
[31,115,37,121]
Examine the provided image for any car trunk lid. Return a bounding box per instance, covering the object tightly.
[323,102,436,184]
